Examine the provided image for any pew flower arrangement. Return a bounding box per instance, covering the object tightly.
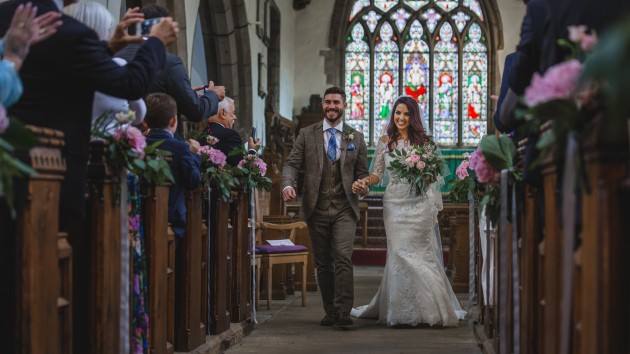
[448,153,480,203]
[198,145,239,201]
[469,135,520,227]
[387,140,446,197]
[91,111,174,185]
[0,108,37,218]
[234,148,272,192]
[517,25,599,172]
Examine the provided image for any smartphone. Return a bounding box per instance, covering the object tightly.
[136,18,162,36]
[251,127,257,140]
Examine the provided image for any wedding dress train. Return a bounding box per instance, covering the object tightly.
[351,139,466,327]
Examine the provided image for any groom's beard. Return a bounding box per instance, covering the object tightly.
[324,108,344,125]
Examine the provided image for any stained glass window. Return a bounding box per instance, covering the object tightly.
[344,0,490,146]
[345,23,371,136]
[373,22,399,141]
[462,23,487,144]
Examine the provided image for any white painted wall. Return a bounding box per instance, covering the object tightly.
[292,0,335,116]
[245,0,267,145]
[495,0,527,74]
[185,0,200,71]
[276,1,296,120]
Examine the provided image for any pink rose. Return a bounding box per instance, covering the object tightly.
[237,159,246,169]
[568,25,588,43]
[469,148,499,183]
[415,160,426,171]
[580,33,597,52]
[198,145,211,156]
[456,160,470,180]
[0,104,8,134]
[113,126,147,158]
[524,59,583,107]
[405,153,420,167]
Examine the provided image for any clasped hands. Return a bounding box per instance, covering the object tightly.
[352,177,370,196]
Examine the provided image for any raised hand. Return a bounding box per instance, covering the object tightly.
[206,81,226,101]
[4,3,61,70]
[149,17,179,47]
[108,7,145,53]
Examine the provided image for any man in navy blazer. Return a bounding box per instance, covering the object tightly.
[201,96,260,166]
[144,93,202,238]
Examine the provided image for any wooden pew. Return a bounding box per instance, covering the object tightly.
[6,127,69,354]
[174,189,206,351]
[209,186,232,334]
[230,186,252,323]
[577,119,629,354]
[81,140,122,354]
[142,184,174,354]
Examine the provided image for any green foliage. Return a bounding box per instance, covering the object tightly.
[142,141,174,185]
[581,18,630,144]
[203,164,239,202]
[0,117,38,218]
[479,135,517,171]
[449,175,479,204]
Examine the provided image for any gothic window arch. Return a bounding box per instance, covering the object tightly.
[343,0,491,146]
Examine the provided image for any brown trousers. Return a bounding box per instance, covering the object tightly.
[307,200,357,313]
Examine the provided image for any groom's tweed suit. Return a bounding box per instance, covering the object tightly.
[282,121,368,313]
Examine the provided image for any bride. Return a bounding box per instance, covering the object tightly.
[351,96,466,327]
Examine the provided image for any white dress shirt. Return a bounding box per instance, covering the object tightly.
[322,119,343,162]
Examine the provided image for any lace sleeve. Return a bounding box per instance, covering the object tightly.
[370,137,388,182]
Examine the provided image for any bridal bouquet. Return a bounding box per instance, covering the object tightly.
[198,145,238,201]
[387,141,445,196]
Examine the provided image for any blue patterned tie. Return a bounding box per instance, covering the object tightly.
[327,127,337,162]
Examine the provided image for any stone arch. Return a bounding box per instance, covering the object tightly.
[202,0,253,137]
[326,0,504,136]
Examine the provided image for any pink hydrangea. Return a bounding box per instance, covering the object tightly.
[198,146,226,168]
[415,160,426,171]
[113,126,146,158]
[208,148,226,168]
[254,158,267,176]
[524,59,583,107]
[456,160,470,180]
[468,147,499,183]
[0,104,8,134]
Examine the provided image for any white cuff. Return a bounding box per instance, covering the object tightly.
[282,186,294,193]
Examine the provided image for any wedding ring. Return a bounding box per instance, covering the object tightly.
[39,28,47,34]
[17,21,26,28]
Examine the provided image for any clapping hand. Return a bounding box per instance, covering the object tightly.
[4,3,62,70]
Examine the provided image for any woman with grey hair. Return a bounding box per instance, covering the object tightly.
[64,1,146,128]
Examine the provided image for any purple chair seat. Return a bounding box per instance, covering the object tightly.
[255,245,308,254]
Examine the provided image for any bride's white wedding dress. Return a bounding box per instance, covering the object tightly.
[351,138,466,327]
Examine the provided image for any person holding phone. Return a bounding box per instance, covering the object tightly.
[201,96,261,167]
[116,4,225,137]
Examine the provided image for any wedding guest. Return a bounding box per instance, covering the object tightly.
[201,96,260,167]
[144,92,201,238]
[64,1,146,128]
[0,0,178,235]
[116,4,225,137]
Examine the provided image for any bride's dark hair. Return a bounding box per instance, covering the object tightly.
[386,96,431,151]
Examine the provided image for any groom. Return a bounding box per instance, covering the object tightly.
[282,87,369,327]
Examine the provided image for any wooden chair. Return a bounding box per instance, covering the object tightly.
[252,190,309,310]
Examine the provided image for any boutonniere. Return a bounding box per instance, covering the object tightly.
[343,127,355,142]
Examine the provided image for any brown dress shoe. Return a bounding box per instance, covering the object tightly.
[320,312,338,326]
[335,312,353,326]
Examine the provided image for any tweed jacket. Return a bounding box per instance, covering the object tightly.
[281,121,369,220]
